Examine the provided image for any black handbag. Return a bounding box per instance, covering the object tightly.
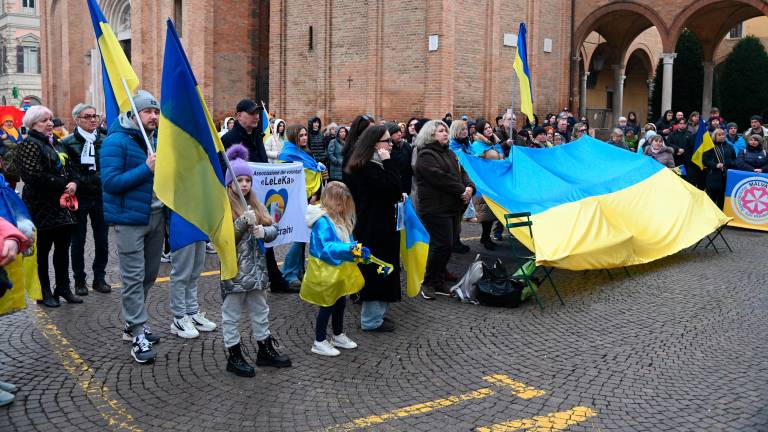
[476,258,524,307]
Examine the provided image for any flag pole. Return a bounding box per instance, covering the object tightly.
[120,77,155,156]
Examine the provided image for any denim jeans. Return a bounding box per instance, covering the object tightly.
[360,301,390,330]
[70,198,108,283]
[281,242,305,282]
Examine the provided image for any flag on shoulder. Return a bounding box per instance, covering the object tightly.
[85,0,139,125]
[154,19,237,280]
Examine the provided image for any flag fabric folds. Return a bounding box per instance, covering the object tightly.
[154,19,237,280]
[455,135,730,270]
[86,0,139,126]
[278,142,322,198]
[399,197,429,297]
[261,103,272,145]
[513,22,534,122]
[691,117,715,169]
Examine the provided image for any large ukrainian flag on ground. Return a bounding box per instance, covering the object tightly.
[278,142,322,198]
[155,19,237,280]
[456,136,730,270]
[513,22,534,121]
[86,0,139,125]
[400,197,429,297]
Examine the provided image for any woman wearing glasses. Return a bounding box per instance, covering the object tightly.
[17,106,81,307]
[61,104,111,296]
[345,125,403,332]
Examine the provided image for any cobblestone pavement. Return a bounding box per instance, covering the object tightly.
[0,222,766,432]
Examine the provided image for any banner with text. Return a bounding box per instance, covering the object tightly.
[249,162,310,246]
[724,169,768,231]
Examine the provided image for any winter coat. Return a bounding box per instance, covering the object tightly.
[743,126,768,142]
[390,139,413,195]
[300,205,363,307]
[307,117,327,164]
[265,118,285,163]
[100,115,157,226]
[414,140,475,217]
[17,130,76,230]
[667,129,689,165]
[735,145,768,173]
[60,128,106,201]
[655,118,674,139]
[703,142,736,192]
[327,127,346,181]
[221,121,267,163]
[644,145,675,168]
[346,158,402,303]
[220,216,278,299]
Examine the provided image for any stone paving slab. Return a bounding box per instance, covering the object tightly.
[0,222,766,431]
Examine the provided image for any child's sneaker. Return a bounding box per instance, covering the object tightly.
[123,323,161,344]
[170,316,199,339]
[130,335,156,364]
[330,333,357,350]
[311,340,341,357]
[189,312,217,332]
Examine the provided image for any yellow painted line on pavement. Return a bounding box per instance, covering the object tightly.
[482,375,546,399]
[324,374,545,431]
[31,308,143,432]
[475,406,598,432]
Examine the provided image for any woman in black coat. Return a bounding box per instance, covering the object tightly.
[345,125,402,332]
[703,128,736,209]
[17,106,81,307]
[735,135,767,174]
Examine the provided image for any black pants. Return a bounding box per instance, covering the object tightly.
[481,221,493,242]
[70,198,108,283]
[265,247,287,285]
[315,296,346,342]
[38,226,73,298]
[707,187,725,209]
[452,213,462,246]
[422,214,454,288]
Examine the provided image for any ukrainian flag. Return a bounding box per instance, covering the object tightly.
[154,19,238,280]
[691,117,715,169]
[300,210,364,307]
[278,141,322,198]
[261,103,272,145]
[400,197,429,297]
[86,0,139,125]
[513,22,534,122]
[456,135,730,270]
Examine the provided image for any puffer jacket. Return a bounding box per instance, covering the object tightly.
[100,114,156,225]
[220,215,278,299]
[735,145,768,172]
[307,116,327,164]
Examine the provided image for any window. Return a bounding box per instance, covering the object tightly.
[22,0,35,12]
[16,44,40,74]
[174,0,183,37]
[729,22,743,39]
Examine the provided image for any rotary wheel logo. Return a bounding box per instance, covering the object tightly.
[731,177,768,224]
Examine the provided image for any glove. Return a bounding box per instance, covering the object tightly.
[251,224,265,239]
[243,209,257,227]
[317,162,327,172]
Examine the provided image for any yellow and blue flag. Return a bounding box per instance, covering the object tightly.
[691,117,715,169]
[513,22,534,121]
[278,141,322,198]
[261,102,272,145]
[400,197,429,297]
[155,19,237,280]
[86,0,139,125]
[455,136,729,270]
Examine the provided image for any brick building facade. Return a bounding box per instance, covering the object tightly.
[41,0,768,127]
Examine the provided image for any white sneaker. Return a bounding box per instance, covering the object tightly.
[205,242,217,254]
[161,252,171,263]
[330,333,358,350]
[311,340,340,357]
[170,316,199,339]
[189,311,217,332]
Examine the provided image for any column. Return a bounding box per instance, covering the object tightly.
[611,64,625,122]
[701,61,714,116]
[579,71,589,118]
[660,53,676,113]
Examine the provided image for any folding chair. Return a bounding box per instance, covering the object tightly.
[690,223,733,254]
[504,212,565,311]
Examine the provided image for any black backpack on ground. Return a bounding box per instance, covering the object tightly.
[476,258,525,308]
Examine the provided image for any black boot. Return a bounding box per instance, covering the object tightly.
[92,280,112,294]
[54,287,83,304]
[226,343,255,377]
[38,287,60,308]
[74,280,88,296]
[256,336,292,368]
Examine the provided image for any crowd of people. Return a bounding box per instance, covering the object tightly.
[0,91,764,405]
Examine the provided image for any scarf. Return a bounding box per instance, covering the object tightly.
[77,127,97,171]
[2,126,19,143]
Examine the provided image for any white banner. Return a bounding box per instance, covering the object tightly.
[249,162,310,247]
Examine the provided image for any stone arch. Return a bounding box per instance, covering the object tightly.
[100,0,131,40]
[574,2,674,54]
[623,45,654,74]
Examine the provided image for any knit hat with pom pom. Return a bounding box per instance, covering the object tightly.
[225,144,253,185]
